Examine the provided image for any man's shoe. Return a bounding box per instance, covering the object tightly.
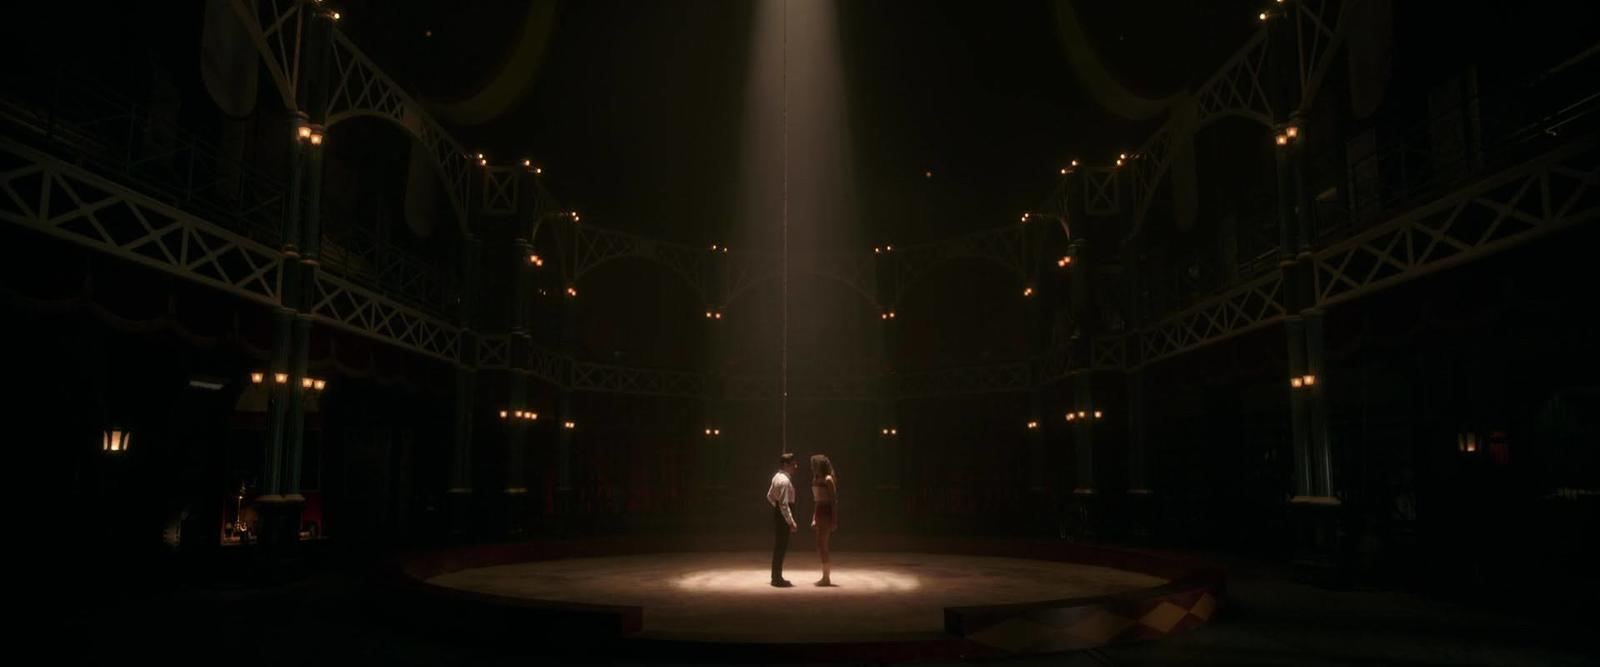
[771,579,794,587]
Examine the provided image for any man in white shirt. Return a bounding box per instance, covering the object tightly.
[767,452,800,587]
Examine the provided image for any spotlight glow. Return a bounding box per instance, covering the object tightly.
[675,568,920,593]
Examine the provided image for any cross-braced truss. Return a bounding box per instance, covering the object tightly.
[1134,272,1287,368]
[308,273,462,363]
[570,224,713,305]
[0,140,285,307]
[227,0,301,111]
[570,360,705,398]
[476,334,511,370]
[886,225,1027,305]
[1314,139,1599,308]
[1082,167,1121,217]
[325,33,473,231]
[1293,0,1350,112]
[480,166,519,215]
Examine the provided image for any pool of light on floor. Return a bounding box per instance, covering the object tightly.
[674,568,921,593]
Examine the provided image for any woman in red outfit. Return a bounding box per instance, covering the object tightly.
[809,454,838,586]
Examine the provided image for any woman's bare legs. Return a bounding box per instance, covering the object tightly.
[815,509,833,586]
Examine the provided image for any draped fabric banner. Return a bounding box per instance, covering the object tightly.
[1051,0,1181,120]
[200,0,260,118]
[1346,0,1395,119]
[1170,96,1200,232]
[405,141,439,239]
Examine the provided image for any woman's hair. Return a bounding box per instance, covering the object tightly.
[810,454,835,482]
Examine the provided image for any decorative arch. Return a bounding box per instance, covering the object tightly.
[228,1,473,235]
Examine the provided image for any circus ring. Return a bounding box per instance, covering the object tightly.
[380,536,1225,662]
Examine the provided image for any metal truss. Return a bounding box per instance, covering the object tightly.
[480,166,519,216]
[227,0,302,111]
[1291,0,1351,112]
[1133,272,1287,369]
[1090,336,1128,371]
[722,371,886,401]
[886,225,1028,305]
[1034,343,1079,386]
[476,334,511,370]
[228,1,476,232]
[1313,139,1599,308]
[1082,167,1120,217]
[895,361,1033,399]
[570,360,705,398]
[1130,32,1273,235]
[570,223,714,305]
[0,139,285,307]
[325,33,473,231]
[308,273,462,363]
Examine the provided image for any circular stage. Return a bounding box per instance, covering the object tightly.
[388,538,1224,661]
[426,551,1166,641]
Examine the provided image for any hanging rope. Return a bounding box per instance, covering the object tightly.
[780,0,790,455]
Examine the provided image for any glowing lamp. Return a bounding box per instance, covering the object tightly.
[1079,411,1088,419]
[274,372,289,384]
[1026,421,1039,429]
[1060,167,1067,175]
[1302,374,1316,386]
[1259,11,1267,20]
[530,254,543,267]
[526,412,538,420]
[706,311,713,318]
[873,247,881,254]
[250,372,264,384]
[296,125,312,141]
[1286,126,1299,139]
[478,157,487,166]
[924,170,933,178]
[714,312,723,319]
[535,167,543,175]
[1066,413,1076,421]
[1071,159,1079,167]
[301,377,314,389]
[889,428,897,435]
[705,428,712,435]
[476,153,484,160]
[1291,376,1304,388]
[1094,410,1103,419]
[1021,213,1030,223]
[522,159,531,167]
[1058,256,1072,267]
[331,11,340,20]
[713,428,720,435]
[102,428,131,453]
[566,286,577,297]
[563,421,576,430]
[1119,153,1127,160]
[308,131,323,146]
[313,379,326,391]
[1023,286,1034,297]
[1276,134,1289,146]
[1115,158,1124,167]
[885,245,893,252]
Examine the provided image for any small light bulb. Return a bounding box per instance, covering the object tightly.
[500,410,509,419]
[714,312,722,319]
[251,372,264,384]
[297,125,312,140]
[478,157,487,166]
[924,170,933,178]
[885,245,893,251]
[567,286,577,297]
[1286,126,1299,139]
[1115,158,1123,167]
[302,377,314,389]
[1259,11,1268,21]
[1276,134,1289,146]
[1023,286,1034,297]
[534,167,543,175]
[528,412,538,420]
[522,159,531,167]
[313,379,326,391]
[1067,413,1076,421]
[1119,153,1127,160]
[275,372,289,384]
[1060,167,1067,175]
[1071,159,1079,167]
[1303,374,1316,386]
[1094,410,1103,419]
[1291,377,1304,388]
[332,11,340,20]
[308,132,323,146]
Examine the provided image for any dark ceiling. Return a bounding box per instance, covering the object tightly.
[335,0,1261,247]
